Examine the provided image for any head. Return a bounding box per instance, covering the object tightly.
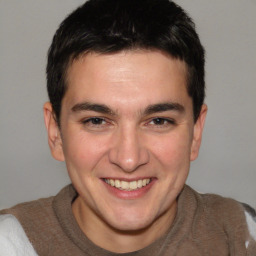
[44,0,207,251]
[46,0,205,126]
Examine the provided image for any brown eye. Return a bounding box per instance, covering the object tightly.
[90,118,105,125]
[80,117,115,132]
[152,118,166,125]
[82,117,106,125]
[150,118,175,126]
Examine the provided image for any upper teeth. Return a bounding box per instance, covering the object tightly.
[104,178,151,191]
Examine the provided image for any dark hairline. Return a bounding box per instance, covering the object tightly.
[47,0,205,126]
[60,48,190,126]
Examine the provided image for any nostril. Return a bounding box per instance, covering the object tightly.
[108,131,150,172]
[108,148,150,173]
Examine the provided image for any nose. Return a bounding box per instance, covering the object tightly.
[108,127,149,173]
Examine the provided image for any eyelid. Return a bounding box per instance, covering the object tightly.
[142,117,177,131]
[79,117,114,132]
[79,116,109,127]
[146,117,176,124]
[80,115,176,130]
[82,117,106,123]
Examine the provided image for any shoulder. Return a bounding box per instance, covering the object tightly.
[242,203,256,243]
[183,186,256,234]
[0,185,78,255]
[0,185,77,230]
[0,195,55,218]
[185,185,253,218]
[0,195,58,255]
[201,190,256,228]
[0,214,38,256]
[0,196,56,235]
[182,186,250,233]
[186,186,256,251]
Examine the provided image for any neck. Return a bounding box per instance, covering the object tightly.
[72,196,177,253]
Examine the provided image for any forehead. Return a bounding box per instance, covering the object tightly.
[64,50,191,111]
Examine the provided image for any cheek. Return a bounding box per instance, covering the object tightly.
[61,130,109,171]
[150,132,192,170]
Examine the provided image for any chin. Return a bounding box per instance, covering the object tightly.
[104,210,157,232]
[111,220,153,233]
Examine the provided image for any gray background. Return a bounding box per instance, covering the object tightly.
[0,0,255,209]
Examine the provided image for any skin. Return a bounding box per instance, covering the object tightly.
[44,50,207,253]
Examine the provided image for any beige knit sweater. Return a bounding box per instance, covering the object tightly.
[0,185,256,255]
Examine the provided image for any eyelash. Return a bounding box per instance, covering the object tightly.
[147,117,176,126]
[81,117,108,126]
[80,117,176,131]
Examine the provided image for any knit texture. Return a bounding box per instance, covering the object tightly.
[1,185,255,255]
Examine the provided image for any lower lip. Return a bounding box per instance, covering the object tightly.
[101,179,156,200]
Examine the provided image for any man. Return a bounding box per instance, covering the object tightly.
[0,0,255,255]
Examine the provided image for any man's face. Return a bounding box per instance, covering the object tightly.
[45,50,206,232]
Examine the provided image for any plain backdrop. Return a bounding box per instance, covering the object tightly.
[0,0,255,209]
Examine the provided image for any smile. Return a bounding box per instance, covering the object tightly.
[104,178,151,191]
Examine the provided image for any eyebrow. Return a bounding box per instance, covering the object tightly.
[71,102,115,115]
[144,102,185,115]
[71,101,185,116]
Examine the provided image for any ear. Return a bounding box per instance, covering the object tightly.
[43,102,65,161]
[190,104,207,161]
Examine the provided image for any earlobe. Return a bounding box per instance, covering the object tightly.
[43,102,65,162]
[190,104,207,161]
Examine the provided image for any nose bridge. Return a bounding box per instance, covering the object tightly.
[109,124,149,172]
